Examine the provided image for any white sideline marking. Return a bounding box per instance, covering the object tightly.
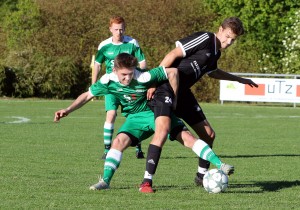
[6,116,31,124]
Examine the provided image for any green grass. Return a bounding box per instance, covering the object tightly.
[1,99,299,210]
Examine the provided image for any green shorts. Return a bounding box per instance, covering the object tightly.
[117,110,185,145]
[105,94,121,111]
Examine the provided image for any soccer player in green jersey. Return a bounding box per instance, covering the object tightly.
[93,16,147,159]
[54,53,234,192]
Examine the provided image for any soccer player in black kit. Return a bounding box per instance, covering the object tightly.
[140,17,258,191]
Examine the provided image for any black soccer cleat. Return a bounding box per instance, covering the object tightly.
[136,151,145,159]
[194,173,204,187]
[101,153,107,160]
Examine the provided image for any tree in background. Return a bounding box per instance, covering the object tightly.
[1,0,298,100]
[4,0,41,49]
[1,0,43,97]
[2,0,90,98]
[204,0,300,74]
[281,9,300,74]
[1,0,215,99]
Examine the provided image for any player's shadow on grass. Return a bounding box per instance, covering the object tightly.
[108,185,193,191]
[154,185,193,191]
[220,154,300,158]
[230,180,300,193]
[160,154,300,160]
[160,156,194,159]
[111,180,299,192]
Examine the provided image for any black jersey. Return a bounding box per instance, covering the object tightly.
[173,31,221,89]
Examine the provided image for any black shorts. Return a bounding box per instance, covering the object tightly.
[175,88,206,126]
[148,82,188,139]
[148,82,174,119]
[149,82,206,126]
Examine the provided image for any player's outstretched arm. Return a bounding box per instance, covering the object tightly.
[54,91,94,122]
[208,69,258,88]
[159,47,183,67]
[54,109,68,122]
[238,77,258,88]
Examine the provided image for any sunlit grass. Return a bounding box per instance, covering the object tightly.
[0,99,299,209]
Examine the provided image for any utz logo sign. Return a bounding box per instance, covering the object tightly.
[220,78,300,103]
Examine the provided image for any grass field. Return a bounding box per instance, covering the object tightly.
[1,99,299,209]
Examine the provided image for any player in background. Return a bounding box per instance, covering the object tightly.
[93,16,147,159]
[141,17,258,190]
[54,53,234,192]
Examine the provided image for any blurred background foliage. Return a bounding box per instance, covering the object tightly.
[0,0,300,100]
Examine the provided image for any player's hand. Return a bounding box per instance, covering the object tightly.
[54,109,68,122]
[240,78,258,88]
[147,86,156,100]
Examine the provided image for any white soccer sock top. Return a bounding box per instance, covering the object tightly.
[144,171,153,180]
[192,139,208,156]
[104,122,114,129]
[106,148,122,160]
[198,166,208,175]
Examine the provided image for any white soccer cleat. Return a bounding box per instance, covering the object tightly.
[89,178,110,190]
[220,163,234,176]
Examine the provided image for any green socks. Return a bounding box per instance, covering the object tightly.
[103,149,122,185]
[192,140,222,169]
[103,122,114,153]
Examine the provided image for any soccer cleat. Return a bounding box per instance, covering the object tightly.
[139,182,154,193]
[136,151,145,159]
[220,163,234,175]
[89,178,110,190]
[194,173,204,187]
[101,153,107,160]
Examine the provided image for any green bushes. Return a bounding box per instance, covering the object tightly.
[0,0,216,99]
[1,0,298,100]
[205,0,300,75]
[1,0,94,98]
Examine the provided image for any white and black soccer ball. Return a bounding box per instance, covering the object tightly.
[203,169,228,193]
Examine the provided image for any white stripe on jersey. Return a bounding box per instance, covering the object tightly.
[183,33,209,51]
[97,35,139,50]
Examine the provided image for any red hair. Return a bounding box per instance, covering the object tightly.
[109,16,125,27]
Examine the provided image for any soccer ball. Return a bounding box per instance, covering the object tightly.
[203,169,228,193]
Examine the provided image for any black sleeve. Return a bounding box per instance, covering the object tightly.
[177,32,211,58]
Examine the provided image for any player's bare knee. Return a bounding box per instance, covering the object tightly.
[112,136,130,152]
[151,131,168,147]
[209,131,216,142]
[202,129,215,144]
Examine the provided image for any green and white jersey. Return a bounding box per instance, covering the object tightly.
[89,66,167,117]
[95,35,145,73]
